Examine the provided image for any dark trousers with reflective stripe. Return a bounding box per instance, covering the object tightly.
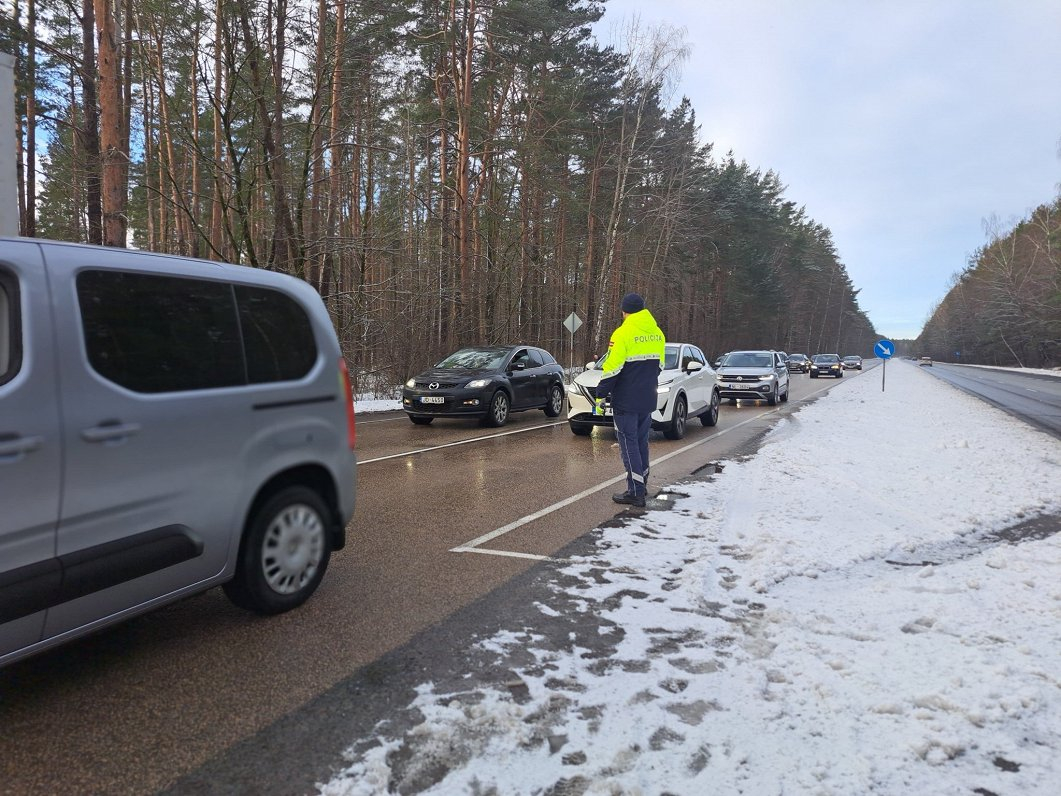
[613,410,651,497]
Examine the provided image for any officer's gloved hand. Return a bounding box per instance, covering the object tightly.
[593,398,606,416]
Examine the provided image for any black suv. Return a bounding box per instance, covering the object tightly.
[402,345,566,427]
[786,353,810,373]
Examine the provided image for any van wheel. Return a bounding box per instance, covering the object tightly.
[224,486,331,615]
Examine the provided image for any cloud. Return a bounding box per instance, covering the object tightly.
[597,0,1061,339]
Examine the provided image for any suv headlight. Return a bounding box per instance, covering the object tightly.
[405,377,416,388]
[467,378,491,389]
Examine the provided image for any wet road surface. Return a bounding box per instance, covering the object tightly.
[0,372,858,795]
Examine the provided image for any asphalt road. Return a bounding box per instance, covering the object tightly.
[0,368,865,795]
[918,361,1061,438]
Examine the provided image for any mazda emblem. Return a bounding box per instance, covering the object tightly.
[429,382,440,390]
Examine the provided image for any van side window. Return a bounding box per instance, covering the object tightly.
[235,285,316,383]
[0,268,22,387]
[78,270,244,393]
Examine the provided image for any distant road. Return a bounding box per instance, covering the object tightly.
[922,362,1061,438]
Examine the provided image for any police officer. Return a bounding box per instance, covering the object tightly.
[595,292,666,507]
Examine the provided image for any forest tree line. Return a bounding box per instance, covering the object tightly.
[3,0,879,394]
[919,198,1061,368]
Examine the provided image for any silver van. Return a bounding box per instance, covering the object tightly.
[0,238,357,667]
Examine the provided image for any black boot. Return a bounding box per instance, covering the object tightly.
[612,491,646,507]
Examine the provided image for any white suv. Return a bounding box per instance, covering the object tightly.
[716,350,791,405]
[567,342,720,439]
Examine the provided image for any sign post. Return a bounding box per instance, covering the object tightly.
[874,338,895,391]
[563,311,582,383]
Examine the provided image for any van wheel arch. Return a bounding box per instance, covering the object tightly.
[243,465,343,552]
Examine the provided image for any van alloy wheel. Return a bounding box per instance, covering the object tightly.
[223,486,332,614]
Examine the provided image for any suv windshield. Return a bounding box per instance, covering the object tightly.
[436,347,509,370]
[724,352,773,368]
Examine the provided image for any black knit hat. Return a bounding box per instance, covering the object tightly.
[621,292,645,313]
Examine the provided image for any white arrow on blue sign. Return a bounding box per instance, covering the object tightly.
[874,339,895,359]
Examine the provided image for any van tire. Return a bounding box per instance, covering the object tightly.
[224,486,332,615]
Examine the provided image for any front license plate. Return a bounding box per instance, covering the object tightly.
[729,383,747,390]
[420,396,445,404]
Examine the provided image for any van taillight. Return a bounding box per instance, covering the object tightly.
[339,357,356,449]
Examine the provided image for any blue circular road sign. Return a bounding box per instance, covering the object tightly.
[874,339,895,359]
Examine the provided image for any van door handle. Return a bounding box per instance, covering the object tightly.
[0,434,44,461]
[81,422,142,443]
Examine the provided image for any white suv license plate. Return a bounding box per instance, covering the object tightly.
[420,396,445,404]
[729,383,752,389]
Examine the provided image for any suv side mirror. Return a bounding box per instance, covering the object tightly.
[685,360,704,373]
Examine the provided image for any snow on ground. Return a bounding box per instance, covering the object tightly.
[330,361,1061,795]
[353,397,402,414]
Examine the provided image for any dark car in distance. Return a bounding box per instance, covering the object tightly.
[787,353,811,373]
[810,353,844,378]
[403,345,565,427]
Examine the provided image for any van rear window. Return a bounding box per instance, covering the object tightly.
[236,285,316,383]
[77,270,318,393]
[78,271,244,393]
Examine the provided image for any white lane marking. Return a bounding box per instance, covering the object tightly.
[449,547,564,563]
[450,407,789,553]
[451,381,840,556]
[358,421,567,465]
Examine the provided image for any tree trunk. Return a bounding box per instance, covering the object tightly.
[95,0,127,246]
[24,0,37,236]
[81,0,103,245]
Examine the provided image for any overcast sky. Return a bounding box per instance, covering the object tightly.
[595,0,1061,341]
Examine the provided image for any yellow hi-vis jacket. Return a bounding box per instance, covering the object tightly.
[596,308,666,413]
